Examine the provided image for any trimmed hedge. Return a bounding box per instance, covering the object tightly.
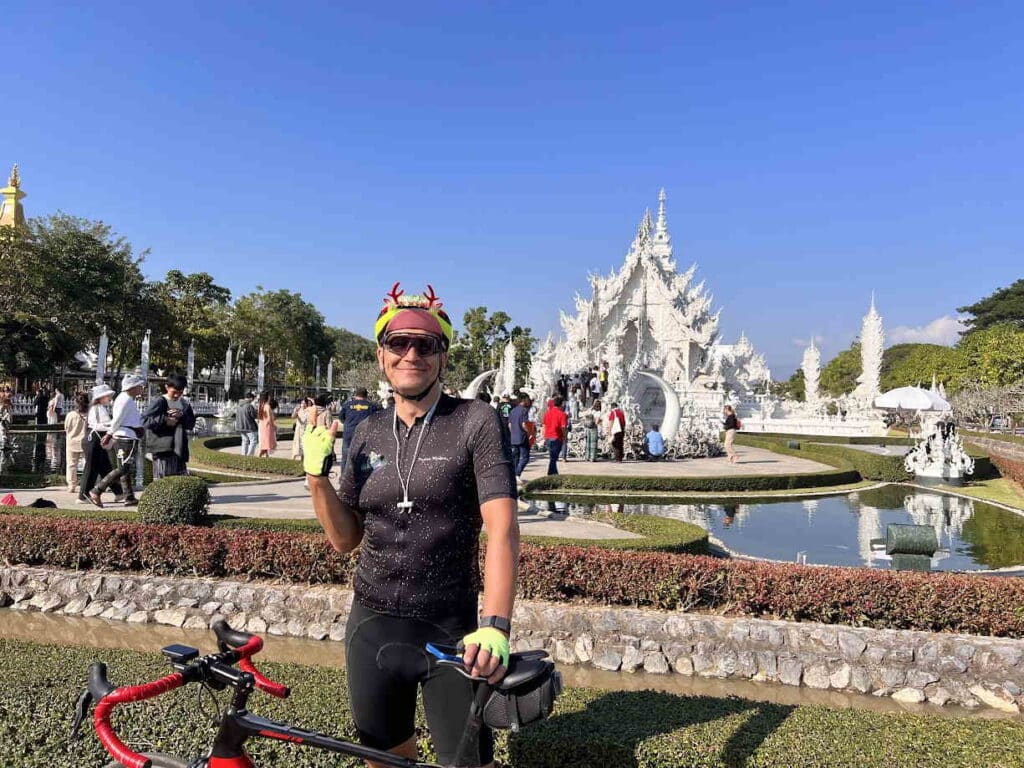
[6,639,1024,768]
[0,506,707,555]
[138,476,211,525]
[739,431,916,446]
[525,467,860,494]
[6,513,1024,637]
[734,435,912,483]
[991,454,1024,486]
[191,434,304,477]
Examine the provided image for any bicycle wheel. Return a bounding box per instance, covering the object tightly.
[102,752,189,768]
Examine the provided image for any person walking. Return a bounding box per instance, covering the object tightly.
[507,393,532,481]
[257,391,277,457]
[303,282,517,768]
[142,373,197,479]
[88,374,145,507]
[47,388,63,425]
[291,397,311,460]
[337,388,381,472]
[0,391,12,450]
[80,384,121,503]
[588,368,602,404]
[723,404,740,464]
[583,399,601,461]
[607,402,626,462]
[63,393,89,495]
[235,393,258,456]
[543,395,568,475]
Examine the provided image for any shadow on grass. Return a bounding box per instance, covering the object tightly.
[506,689,794,768]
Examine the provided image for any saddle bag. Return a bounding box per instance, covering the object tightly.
[481,657,562,731]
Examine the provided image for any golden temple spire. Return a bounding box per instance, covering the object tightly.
[0,162,27,227]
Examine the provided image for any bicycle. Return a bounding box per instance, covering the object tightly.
[71,619,561,768]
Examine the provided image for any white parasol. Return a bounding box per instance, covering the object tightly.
[874,386,951,412]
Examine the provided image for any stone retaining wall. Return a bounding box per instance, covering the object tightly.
[4,564,1024,713]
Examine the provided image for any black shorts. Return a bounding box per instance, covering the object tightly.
[345,601,494,767]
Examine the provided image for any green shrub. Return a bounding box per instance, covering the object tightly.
[525,467,860,494]
[191,434,304,477]
[734,435,912,482]
[138,476,211,525]
[6,639,1024,768]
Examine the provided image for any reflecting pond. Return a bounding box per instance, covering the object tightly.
[0,419,235,478]
[551,486,1024,571]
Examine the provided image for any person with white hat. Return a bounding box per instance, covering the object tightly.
[88,374,146,507]
[80,383,122,504]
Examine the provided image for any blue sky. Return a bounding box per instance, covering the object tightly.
[8,2,1023,375]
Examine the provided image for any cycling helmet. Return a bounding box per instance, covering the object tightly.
[375,282,454,349]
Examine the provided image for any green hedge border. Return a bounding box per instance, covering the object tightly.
[191,434,304,477]
[0,505,707,554]
[7,639,1024,768]
[739,431,916,446]
[525,466,860,494]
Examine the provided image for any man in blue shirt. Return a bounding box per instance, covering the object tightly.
[644,424,666,461]
[507,393,532,481]
[338,388,382,471]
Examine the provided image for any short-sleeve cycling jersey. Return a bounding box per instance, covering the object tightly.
[338,394,515,618]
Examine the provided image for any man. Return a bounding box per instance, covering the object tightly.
[608,401,626,462]
[644,424,666,461]
[507,393,532,481]
[142,373,197,479]
[542,395,568,476]
[588,368,602,403]
[338,387,381,472]
[303,283,518,768]
[89,374,145,507]
[235,392,258,456]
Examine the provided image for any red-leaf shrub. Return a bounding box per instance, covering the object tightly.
[991,453,1024,486]
[4,514,1024,637]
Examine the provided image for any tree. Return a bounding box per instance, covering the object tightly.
[881,343,966,393]
[229,288,335,389]
[773,369,805,401]
[958,279,1024,333]
[0,314,78,381]
[150,270,232,374]
[327,326,376,369]
[444,306,535,392]
[819,343,861,397]
[957,324,1024,387]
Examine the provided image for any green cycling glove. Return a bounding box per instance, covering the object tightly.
[461,627,510,668]
[302,426,336,476]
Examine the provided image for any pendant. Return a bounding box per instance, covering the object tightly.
[397,500,414,512]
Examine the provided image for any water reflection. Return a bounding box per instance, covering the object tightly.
[0,419,234,478]
[562,489,1024,572]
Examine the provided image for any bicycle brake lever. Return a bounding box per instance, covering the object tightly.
[70,688,93,740]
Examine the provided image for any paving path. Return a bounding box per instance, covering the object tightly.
[2,476,636,541]
[231,439,831,481]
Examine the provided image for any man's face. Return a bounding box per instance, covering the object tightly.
[166,385,183,401]
[128,385,145,398]
[377,330,447,398]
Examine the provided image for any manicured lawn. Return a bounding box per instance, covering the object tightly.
[942,477,1024,511]
[5,638,1024,768]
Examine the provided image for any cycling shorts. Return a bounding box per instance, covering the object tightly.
[345,600,494,767]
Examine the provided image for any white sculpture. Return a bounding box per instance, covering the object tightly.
[904,417,975,486]
[495,340,516,396]
[851,295,884,403]
[802,339,821,410]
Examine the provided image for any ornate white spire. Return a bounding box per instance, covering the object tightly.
[656,188,668,236]
[853,295,884,401]
[802,337,821,408]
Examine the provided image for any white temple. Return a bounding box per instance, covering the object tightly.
[527,190,773,453]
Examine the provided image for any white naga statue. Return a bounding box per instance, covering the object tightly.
[527,189,771,456]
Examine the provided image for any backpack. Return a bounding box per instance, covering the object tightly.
[736,418,742,430]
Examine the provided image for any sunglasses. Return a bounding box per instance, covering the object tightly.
[383,334,445,357]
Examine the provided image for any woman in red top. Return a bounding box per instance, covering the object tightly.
[542,396,568,475]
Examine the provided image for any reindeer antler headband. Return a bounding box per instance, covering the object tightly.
[374,282,453,346]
